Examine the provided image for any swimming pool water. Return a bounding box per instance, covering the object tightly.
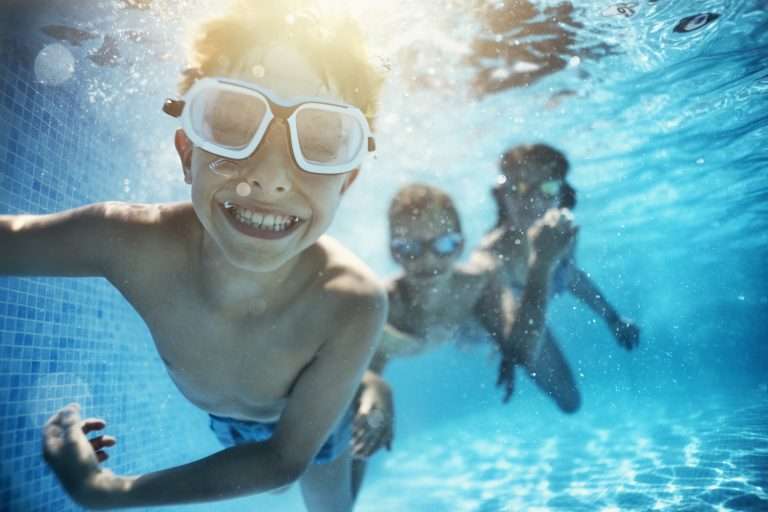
[1,0,767,510]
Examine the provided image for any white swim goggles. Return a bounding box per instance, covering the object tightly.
[163,77,375,175]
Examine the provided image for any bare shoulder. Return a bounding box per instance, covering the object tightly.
[98,201,199,247]
[311,236,388,334]
[100,201,193,230]
[95,202,200,279]
[315,236,385,297]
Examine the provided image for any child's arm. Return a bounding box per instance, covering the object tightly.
[0,202,160,280]
[567,267,640,350]
[43,285,387,509]
[1,204,116,277]
[474,209,577,402]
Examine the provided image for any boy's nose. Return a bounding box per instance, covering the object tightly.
[241,121,294,195]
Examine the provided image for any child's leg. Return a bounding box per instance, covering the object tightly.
[299,447,354,512]
[525,328,581,413]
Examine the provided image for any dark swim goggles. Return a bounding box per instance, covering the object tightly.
[497,175,562,198]
[390,232,464,259]
[163,77,376,175]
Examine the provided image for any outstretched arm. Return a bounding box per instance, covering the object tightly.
[1,204,116,277]
[0,202,170,284]
[43,287,387,509]
[568,267,639,350]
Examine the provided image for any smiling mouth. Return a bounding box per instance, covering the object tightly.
[220,201,304,240]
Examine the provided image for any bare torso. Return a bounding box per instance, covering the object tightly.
[378,262,493,362]
[110,204,367,422]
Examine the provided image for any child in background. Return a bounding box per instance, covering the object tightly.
[481,143,640,408]
[351,183,577,498]
[1,4,385,511]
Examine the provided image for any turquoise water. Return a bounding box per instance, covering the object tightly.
[1,0,767,510]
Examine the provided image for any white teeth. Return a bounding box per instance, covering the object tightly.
[225,202,300,232]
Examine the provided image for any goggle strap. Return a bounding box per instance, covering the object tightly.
[163,98,184,118]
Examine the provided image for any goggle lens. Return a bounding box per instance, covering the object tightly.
[539,180,562,197]
[190,88,268,151]
[391,233,463,259]
[390,238,420,258]
[295,106,364,166]
[433,233,463,255]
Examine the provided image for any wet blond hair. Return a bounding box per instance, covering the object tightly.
[178,1,384,126]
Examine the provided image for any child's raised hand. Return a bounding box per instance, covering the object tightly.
[528,208,578,266]
[43,403,117,507]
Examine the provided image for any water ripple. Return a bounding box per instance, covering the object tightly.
[359,400,768,511]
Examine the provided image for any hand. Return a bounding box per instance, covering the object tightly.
[612,317,640,350]
[496,353,516,404]
[528,208,578,267]
[43,403,118,508]
[352,375,394,459]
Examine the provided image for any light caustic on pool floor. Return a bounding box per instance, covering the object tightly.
[359,401,768,512]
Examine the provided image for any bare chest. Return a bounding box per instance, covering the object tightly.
[131,289,325,421]
[390,276,487,339]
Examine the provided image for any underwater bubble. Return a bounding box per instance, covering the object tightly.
[236,182,252,197]
[252,65,265,78]
[34,43,75,85]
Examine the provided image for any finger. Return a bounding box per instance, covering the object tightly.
[89,435,117,451]
[354,439,371,458]
[82,418,106,434]
[45,409,65,429]
[95,450,109,463]
[59,404,82,430]
[358,422,384,457]
[354,428,373,450]
[42,424,64,458]
[362,428,385,457]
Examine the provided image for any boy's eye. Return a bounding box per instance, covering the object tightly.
[296,109,343,161]
[201,91,267,148]
[295,107,364,165]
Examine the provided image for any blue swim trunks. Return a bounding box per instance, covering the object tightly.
[209,407,354,464]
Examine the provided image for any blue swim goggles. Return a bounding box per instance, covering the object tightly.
[390,232,464,259]
[163,77,375,175]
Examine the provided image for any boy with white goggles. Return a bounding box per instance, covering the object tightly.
[163,77,376,175]
[1,4,387,511]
